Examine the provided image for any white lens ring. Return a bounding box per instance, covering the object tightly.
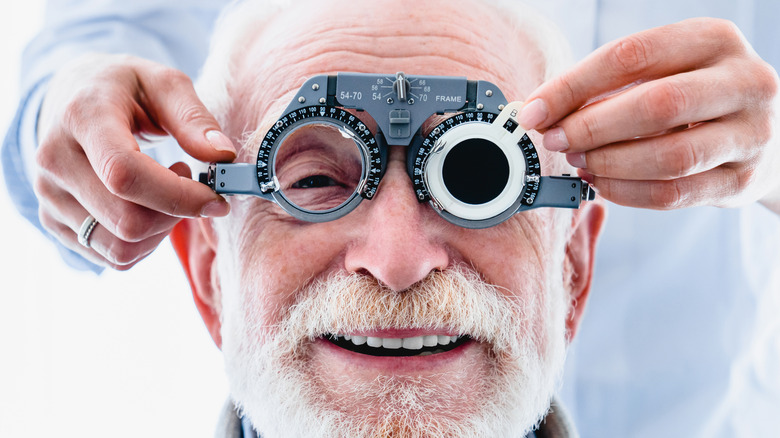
[424,122,526,221]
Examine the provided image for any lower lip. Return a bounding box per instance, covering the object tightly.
[314,337,478,373]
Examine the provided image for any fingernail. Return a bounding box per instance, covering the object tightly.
[518,99,548,130]
[566,152,587,169]
[543,127,569,151]
[206,130,237,154]
[201,200,230,217]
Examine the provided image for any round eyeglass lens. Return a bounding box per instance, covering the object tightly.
[441,138,509,205]
[273,122,366,212]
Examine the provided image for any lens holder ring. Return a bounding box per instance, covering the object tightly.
[409,111,498,202]
[257,105,383,222]
[410,110,544,228]
[425,119,525,221]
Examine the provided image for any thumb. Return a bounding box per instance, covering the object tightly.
[136,64,237,162]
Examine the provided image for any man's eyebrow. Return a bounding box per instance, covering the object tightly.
[235,89,304,162]
[237,126,266,163]
[420,114,450,137]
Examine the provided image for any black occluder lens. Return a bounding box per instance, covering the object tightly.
[442,138,509,204]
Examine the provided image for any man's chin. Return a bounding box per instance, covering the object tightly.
[224,333,561,438]
[307,334,493,420]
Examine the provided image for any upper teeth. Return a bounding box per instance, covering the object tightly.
[331,334,461,350]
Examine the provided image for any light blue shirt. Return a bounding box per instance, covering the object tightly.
[3,1,779,437]
[540,2,780,436]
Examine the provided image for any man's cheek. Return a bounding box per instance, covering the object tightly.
[237,225,351,318]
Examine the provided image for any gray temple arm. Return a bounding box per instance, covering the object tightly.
[522,176,595,211]
[207,163,274,200]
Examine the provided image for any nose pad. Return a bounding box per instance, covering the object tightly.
[345,146,449,292]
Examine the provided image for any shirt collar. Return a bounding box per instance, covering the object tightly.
[240,415,538,438]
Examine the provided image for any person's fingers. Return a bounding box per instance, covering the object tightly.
[133,60,237,161]
[168,161,192,179]
[36,137,189,239]
[35,176,174,267]
[88,224,169,268]
[31,54,239,270]
[580,163,756,210]
[64,115,230,219]
[541,66,750,152]
[39,209,122,269]
[565,119,753,181]
[518,18,746,131]
[42,216,155,272]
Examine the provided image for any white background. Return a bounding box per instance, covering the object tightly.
[0,3,229,437]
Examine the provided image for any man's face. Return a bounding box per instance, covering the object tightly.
[182,1,603,436]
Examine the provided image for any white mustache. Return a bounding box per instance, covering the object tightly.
[272,265,544,357]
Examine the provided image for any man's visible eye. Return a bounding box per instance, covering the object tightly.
[291,175,340,189]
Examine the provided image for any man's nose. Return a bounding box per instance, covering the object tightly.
[344,152,450,291]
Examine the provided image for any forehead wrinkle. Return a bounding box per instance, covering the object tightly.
[227,0,557,167]
[274,30,498,65]
[235,4,541,107]
[265,0,517,52]
[233,43,532,146]
[278,28,541,96]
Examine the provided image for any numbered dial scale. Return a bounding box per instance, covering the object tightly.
[200,72,594,228]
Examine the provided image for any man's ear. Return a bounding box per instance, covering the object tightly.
[170,218,223,349]
[562,199,606,342]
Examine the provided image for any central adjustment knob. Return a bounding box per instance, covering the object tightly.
[393,71,411,101]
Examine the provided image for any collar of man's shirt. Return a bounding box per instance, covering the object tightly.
[215,397,577,437]
[238,414,543,437]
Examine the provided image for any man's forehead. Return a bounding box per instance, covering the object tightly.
[232,2,544,119]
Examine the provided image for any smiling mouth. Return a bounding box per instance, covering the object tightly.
[323,333,472,357]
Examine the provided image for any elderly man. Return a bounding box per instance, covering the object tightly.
[168,0,605,436]
[5,0,779,433]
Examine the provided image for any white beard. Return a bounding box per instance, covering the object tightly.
[218,259,568,438]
